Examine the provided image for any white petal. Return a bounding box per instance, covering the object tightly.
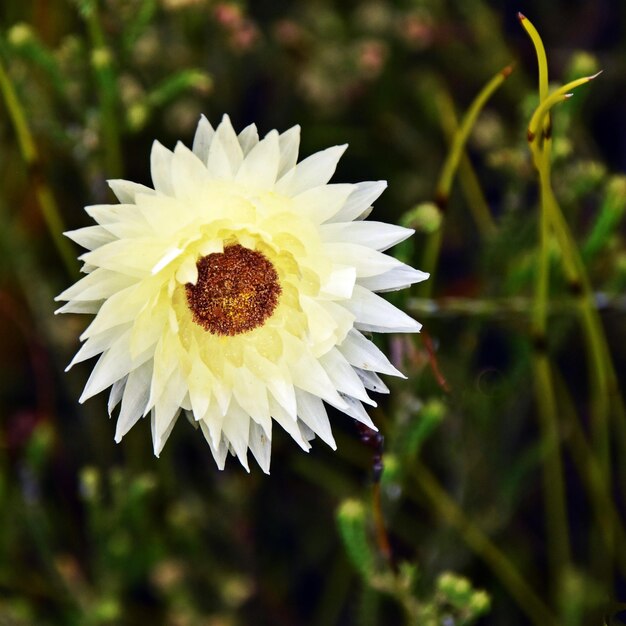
[343,285,422,333]
[108,179,155,204]
[319,221,414,251]
[322,243,401,278]
[151,247,183,275]
[150,141,175,195]
[221,403,251,471]
[338,329,405,377]
[235,130,280,188]
[66,324,130,371]
[319,266,356,300]
[319,348,374,406]
[108,376,126,415]
[210,114,243,176]
[275,144,347,196]
[114,360,152,442]
[295,389,336,450]
[192,114,215,163]
[79,329,152,402]
[171,142,211,199]
[270,397,310,451]
[330,181,387,223]
[292,184,354,224]
[355,368,389,394]
[277,125,301,178]
[151,407,181,457]
[152,366,187,449]
[65,226,116,251]
[298,421,315,442]
[232,365,271,435]
[175,256,198,284]
[55,300,101,314]
[327,393,377,430]
[199,423,229,469]
[359,266,429,292]
[56,269,135,302]
[248,420,272,474]
[238,123,259,155]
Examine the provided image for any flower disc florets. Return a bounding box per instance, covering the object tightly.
[56,114,428,473]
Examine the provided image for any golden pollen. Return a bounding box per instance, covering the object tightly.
[186,244,281,336]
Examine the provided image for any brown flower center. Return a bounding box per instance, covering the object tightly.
[185,244,281,336]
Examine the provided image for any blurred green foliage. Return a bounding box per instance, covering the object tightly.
[1,1,626,625]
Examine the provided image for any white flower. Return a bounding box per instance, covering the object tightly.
[56,115,428,472]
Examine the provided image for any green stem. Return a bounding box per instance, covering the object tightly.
[0,49,77,276]
[412,462,560,626]
[419,64,513,298]
[434,86,497,239]
[80,0,123,177]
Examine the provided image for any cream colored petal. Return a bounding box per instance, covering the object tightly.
[275,144,347,196]
[333,393,377,429]
[108,376,126,415]
[56,269,135,302]
[355,368,389,394]
[269,397,310,451]
[237,123,259,155]
[248,420,272,474]
[81,238,174,278]
[151,407,181,457]
[277,125,301,178]
[85,203,141,226]
[231,364,271,435]
[319,266,356,300]
[292,184,354,224]
[114,360,152,442]
[171,142,211,200]
[338,329,404,377]
[65,226,116,251]
[329,180,387,223]
[79,329,152,402]
[319,221,414,251]
[322,243,401,278]
[358,266,429,292]
[213,114,244,175]
[150,141,175,195]
[235,130,280,188]
[66,324,131,371]
[192,114,215,164]
[108,179,155,204]
[199,422,228,469]
[221,403,251,471]
[289,345,347,409]
[319,348,375,406]
[55,300,101,314]
[152,365,187,448]
[80,282,156,339]
[295,389,336,450]
[343,285,422,333]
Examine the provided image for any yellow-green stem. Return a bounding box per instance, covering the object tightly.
[412,462,560,626]
[0,52,77,276]
[435,86,497,239]
[418,63,513,297]
[82,1,123,177]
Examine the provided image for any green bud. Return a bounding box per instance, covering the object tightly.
[403,202,442,234]
[91,47,112,69]
[79,466,100,501]
[8,23,33,46]
[337,499,375,578]
[469,590,491,614]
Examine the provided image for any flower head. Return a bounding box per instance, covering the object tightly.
[57,115,428,472]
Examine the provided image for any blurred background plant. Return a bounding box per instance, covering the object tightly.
[1,0,626,624]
